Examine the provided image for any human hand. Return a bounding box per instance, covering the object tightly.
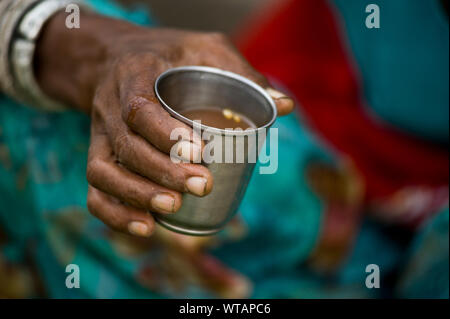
[35,11,294,237]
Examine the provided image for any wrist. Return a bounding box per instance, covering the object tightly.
[34,10,137,113]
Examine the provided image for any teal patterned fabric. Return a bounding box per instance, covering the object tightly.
[396,208,449,298]
[0,0,448,299]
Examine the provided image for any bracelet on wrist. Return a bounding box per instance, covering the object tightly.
[0,0,90,112]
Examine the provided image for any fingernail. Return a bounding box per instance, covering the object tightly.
[231,276,252,299]
[266,88,294,114]
[177,141,202,162]
[186,176,208,196]
[128,221,151,237]
[152,193,175,213]
[266,88,289,100]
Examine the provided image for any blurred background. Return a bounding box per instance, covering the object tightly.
[0,0,448,299]
[121,0,272,33]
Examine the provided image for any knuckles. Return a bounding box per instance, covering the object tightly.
[113,134,133,162]
[86,187,101,216]
[86,158,105,186]
[203,31,229,44]
[122,96,149,126]
[113,52,158,79]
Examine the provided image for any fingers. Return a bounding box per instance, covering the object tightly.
[87,186,155,237]
[266,88,295,116]
[87,132,184,213]
[110,126,213,197]
[229,67,295,116]
[119,71,203,162]
[197,34,295,116]
[94,79,213,198]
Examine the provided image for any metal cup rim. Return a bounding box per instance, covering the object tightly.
[154,66,278,136]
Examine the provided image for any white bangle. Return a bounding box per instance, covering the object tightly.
[4,0,89,112]
[12,0,89,112]
[0,0,39,100]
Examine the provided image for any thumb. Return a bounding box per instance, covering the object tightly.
[266,87,295,116]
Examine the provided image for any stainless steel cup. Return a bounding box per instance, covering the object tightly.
[153,66,277,236]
